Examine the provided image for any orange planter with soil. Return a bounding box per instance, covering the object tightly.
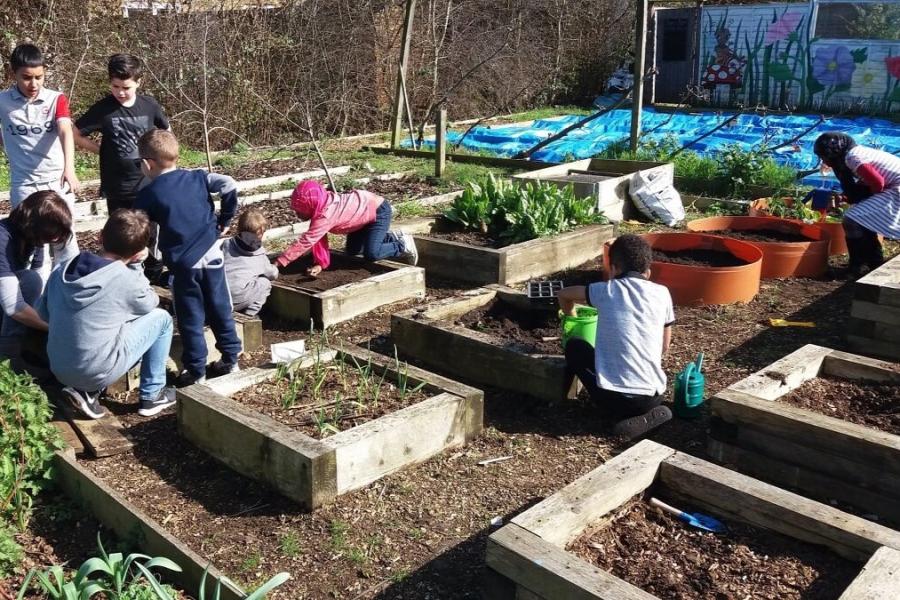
[687,216,830,279]
[603,232,763,306]
[749,198,847,256]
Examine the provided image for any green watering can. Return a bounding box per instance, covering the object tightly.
[673,353,705,419]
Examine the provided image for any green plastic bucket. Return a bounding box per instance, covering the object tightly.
[560,306,598,349]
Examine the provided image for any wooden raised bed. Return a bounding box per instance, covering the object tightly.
[408,223,616,286]
[391,286,576,402]
[267,252,425,328]
[54,449,244,600]
[708,344,900,524]
[176,345,483,510]
[847,253,900,361]
[485,440,900,600]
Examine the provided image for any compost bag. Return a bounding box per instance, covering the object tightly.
[629,168,684,226]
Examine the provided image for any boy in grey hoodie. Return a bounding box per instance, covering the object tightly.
[38,209,175,419]
[223,208,278,317]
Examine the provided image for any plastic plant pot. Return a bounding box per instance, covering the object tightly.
[604,233,763,306]
[687,216,830,279]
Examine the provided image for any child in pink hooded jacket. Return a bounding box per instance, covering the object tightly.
[275,180,417,275]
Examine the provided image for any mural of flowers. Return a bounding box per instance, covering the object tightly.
[764,11,802,45]
[886,56,900,106]
[887,56,900,80]
[813,46,855,87]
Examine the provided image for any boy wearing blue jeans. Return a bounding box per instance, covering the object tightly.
[38,209,174,419]
[135,129,241,387]
[558,234,674,440]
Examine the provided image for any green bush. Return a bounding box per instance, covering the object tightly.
[0,360,63,531]
[444,174,607,246]
[0,522,23,579]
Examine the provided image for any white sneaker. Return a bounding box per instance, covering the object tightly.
[398,232,419,266]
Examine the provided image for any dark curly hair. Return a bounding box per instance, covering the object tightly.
[609,234,652,275]
[814,132,856,167]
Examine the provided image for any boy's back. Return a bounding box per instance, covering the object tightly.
[135,168,221,268]
[588,274,674,396]
[40,253,157,391]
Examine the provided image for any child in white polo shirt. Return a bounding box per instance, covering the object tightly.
[558,234,674,439]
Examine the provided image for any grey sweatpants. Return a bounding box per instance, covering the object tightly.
[232,277,273,317]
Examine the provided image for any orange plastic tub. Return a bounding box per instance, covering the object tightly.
[749,198,847,256]
[687,216,830,279]
[602,233,763,306]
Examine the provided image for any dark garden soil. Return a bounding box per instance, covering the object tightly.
[361,176,451,201]
[713,228,812,243]
[569,499,859,600]
[230,197,297,233]
[216,157,321,180]
[0,493,107,599]
[780,376,900,436]
[652,248,748,267]
[75,230,102,254]
[458,299,561,354]
[0,186,102,215]
[423,228,505,248]
[276,253,393,291]
[230,361,430,439]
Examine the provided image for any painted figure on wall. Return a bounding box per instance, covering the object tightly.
[703,24,747,89]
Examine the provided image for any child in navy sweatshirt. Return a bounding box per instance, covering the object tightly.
[135,129,242,386]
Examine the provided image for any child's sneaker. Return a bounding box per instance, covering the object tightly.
[612,405,672,440]
[138,387,177,417]
[174,370,206,388]
[62,387,105,420]
[397,232,419,266]
[207,359,240,379]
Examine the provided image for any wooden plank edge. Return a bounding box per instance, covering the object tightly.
[839,546,900,599]
[54,452,245,600]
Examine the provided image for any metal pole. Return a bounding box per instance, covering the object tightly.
[631,0,649,153]
[391,0,417,148]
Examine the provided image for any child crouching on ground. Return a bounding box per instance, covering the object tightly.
[224,208,278,316]
[135,129,242,387]
[274,180,417,274]
[557,234,674,439]
[37,209,175,419]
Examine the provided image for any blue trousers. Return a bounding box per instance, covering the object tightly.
[171,262,242,378]
[345,202,404,260]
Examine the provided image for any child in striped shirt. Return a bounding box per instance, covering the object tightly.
[814,132,900,278]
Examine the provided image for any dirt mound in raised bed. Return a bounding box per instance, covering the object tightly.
[424,229,505,249]
[780,375,900,435]
[569,499,859,599]
[362,176,450,201]
[712,229,811,243]
[653,248,748,268]
[277,253,394,292]
[458,299,561,354]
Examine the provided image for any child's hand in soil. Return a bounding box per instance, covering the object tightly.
[307,265,323,277]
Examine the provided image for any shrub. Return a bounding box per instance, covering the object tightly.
[444,174,607,246]
[0,360,63,531]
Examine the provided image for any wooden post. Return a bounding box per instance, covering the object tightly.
[435,108,447,178]
[630,0,648,153]
[391,0,417,149]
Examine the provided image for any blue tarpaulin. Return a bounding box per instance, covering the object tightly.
[407,107,900,189]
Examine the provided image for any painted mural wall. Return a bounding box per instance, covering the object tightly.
[700,2,900,113]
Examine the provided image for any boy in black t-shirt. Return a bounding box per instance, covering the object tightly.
[75,54,169,214]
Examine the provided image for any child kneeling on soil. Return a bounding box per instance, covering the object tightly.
[274,180,418,275]
[37,209,175,419]
[557,234,674,439]
[135,129,242,387]
[224,208,278,317]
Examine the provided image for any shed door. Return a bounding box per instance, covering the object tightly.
[654,8,698,103]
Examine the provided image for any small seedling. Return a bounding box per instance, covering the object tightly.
[279,532,301,558]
